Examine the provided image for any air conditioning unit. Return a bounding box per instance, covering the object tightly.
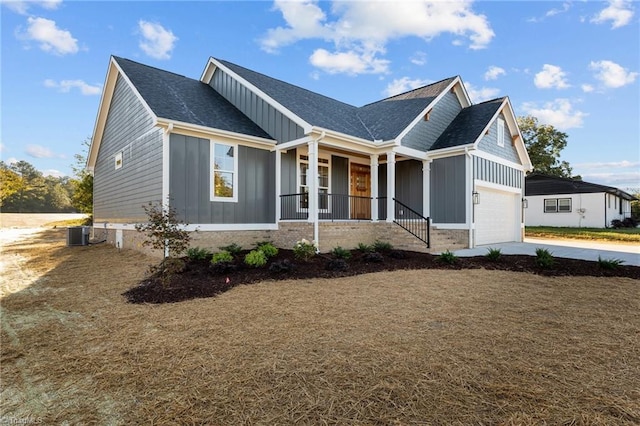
[67,226,90,246]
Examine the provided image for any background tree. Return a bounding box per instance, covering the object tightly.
[70,137,94,214]
[517,115,573,178]
[1,161,48,212]
[0,162,21,206]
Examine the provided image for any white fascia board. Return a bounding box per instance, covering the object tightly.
[156,118,277,150]
[94,222,279,232]
[427,144,473,159]
[472,150,529,171]
[393,145,429,160]
[395,76,465,143]
[273,136,314,151]
[88,57,159,170]
[474,179,523,194]
[314,127,394,150]
[202,58,313,134]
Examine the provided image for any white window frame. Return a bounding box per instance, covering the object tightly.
[210,140,238,203]
[544,197,571,213]
[497,117,505,147]
[296,152,331,213]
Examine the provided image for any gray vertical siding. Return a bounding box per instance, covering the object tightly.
[395,160,423,215]
[211,68,305,143]
[170,134,275,224]
[477,114,520,163]
[331,156,349,195]
[473,156,523,189]
[402,91,462,151]
[430,155,466,223]
[93,74,162,222]
[280,149,297,194]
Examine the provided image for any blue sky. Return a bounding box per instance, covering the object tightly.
[1,0,638,190]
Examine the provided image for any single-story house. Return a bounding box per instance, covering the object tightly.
[525,173,635,228]
[87,56,533,255]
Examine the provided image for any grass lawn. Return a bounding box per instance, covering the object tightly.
[1,229,639,424]
[526,226,640,243]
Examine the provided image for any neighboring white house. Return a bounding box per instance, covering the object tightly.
[524,173,635,228]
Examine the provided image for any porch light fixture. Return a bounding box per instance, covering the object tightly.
[472,191,480,205]
[522,198,528,209]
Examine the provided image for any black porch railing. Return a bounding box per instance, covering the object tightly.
[280,193,373,221]
[392,198,430,248]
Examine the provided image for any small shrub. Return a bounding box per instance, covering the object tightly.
[388,250,406,259]
[269,259,293,273]
[373,240,393,252]
[218,243,242,255]
[622,217,638,228]
[597,255,624,270]
[211,261,237,274]
[257,242,279,258]
[293,239,317,261]
[611,219,624,229]
[211,250,233,265]
[326,258,349,271]
[135,200,190,258]
[356,242,374,253]
[363,252,384,263]
[438,250,458,264]
[245,249,267,267]
[485,248,502,261]
[186,247,213,261]
[535,248,554,268]
[149,257,186,285]
[331,246,352,260]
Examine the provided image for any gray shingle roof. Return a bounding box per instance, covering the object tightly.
[217,58,454,141]
[525,173,636,200]
[113,57,272,140]
[430,98,504,150]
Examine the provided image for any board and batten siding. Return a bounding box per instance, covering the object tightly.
[402,91,462,151]
[169,134,276,224]
[377,160,424,216]
[476,114,520,163]
[210,68,305,143]
[473,156,523,189]
[430,155,466,223]
[93,75,162,222]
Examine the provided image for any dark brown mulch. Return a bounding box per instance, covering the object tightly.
[122,249,640,304]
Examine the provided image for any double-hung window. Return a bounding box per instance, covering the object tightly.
[544,198,571,213]
[298,154,330,211]
[211,142,238,202]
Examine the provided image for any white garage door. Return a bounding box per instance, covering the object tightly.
[475,187,519,246]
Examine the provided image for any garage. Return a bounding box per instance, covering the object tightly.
[474,186,521,246]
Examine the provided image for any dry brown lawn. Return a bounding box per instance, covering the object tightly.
[1,229,639,425]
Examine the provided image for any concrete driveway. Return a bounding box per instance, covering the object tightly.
[454,237,640,267]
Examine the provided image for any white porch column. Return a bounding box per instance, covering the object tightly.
[386,151,396,222]
[307,139,319,248]
[422,159,431,219]
[275,148,282,221]
[370,154,379,221]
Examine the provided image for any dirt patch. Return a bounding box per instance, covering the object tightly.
[1,229,639,425]
[0,213,88,228]
[123,247,640,304]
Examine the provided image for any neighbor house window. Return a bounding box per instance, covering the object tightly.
[298,154,330,211]
[544,198,571,213]
[211,142,238,202]
[497,118,505,147]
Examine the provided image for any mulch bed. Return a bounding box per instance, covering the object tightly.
[123,249,640,304]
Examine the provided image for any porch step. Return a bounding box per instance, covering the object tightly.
[373,223,468,254]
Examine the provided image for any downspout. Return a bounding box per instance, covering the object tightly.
[163,122,174,259]
[465,147,474,248]
[604,193,607,228]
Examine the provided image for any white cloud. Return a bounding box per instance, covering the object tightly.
[546,1,571,17]
[5,157,19,165]
[521,98,587,130]
[138,20,177,60]
[581,84,595,93]
[383,77,431,97]
[410,51,427,66]
[464,82,500,103]
[484,65,505,81]
[44,79,102,95]
[310,48,390,75]
[2,0,62,15]
[589,60,638,88]
[591,0,634,29]
[26,144,62,159]
[575,160,640,169]
[580,171,640,188]
[534,64,570,89]
[23,16,78,55]
[261,0,494,75]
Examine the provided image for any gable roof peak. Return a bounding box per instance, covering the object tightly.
[363,76,458,107]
